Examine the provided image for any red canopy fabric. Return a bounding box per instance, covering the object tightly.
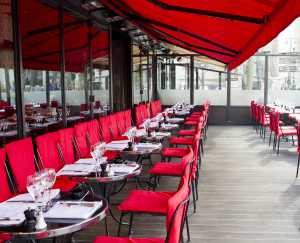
[100,0,300,70]
[20,0,108,72]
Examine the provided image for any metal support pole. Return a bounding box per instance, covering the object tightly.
[152,53,158,100]
[59,2,67,127]
[147,53,150,102]
[218,72,222,90]
[190,56,194,105]
[139,54,143,102]
[88,22,94,119]
[226,71,231,122]
[11,0,26,138]
[84,65,88,105]
[109,24,113,112]
[195,68,199,90]
[264,56,269,105]
[4,69,11,104]
[46,71,50,104]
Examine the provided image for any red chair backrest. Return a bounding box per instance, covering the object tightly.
[94,101,101,109]
[124,109,132,130]
[51,100,59,108]
[5,137,36,193]
[0,148,13,202]
[80,103,89,112]
[135,105,144,127]
[57,128,76,164]
[166,176,190,243]
[109,114,120,139]
[116,112,127,135]
[36,132,62,172]
[99,116,112,143]
[87,120,101,147]
[74,122,90,158]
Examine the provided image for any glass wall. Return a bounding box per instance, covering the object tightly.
[157,56,190,105]
[231,56,265,106]
[194,60,227,105]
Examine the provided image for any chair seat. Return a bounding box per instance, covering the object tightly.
[177,129,196,136]
[161,147,189,158]
[148,162,183,176]
[94,236,164,243]
[278,128,297,136]
[184,120,198,126]
[186,117,199,121]
[118,190,174,214]
[113,136,129,141]
[53,177,78,192]
[169,136,193,145]
[104,150,119,161]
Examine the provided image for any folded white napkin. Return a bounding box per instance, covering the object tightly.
[45,201,102,220]
[135,143,161,149]
[109,163,139,174]
[105,143,128,151]
[110,140,130,144]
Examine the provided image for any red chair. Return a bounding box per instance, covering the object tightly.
[116,111,127,135]
[80,103,89,112]
[124,110,132,130]
[272,111,297,154]
[0,148,13,202]
[87,119,101,147]
[94,101,102,110]
[36,132,78,192]
[51,100,59,108]
[57,128,76,164]
[115,160,192,237]
[99,116,112,143]
[74,122,90,158]
[94,175,190,243]
[5,138,37,193]
[109,114,120,139]
[135,105,144,127]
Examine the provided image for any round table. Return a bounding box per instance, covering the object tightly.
[0,194,108,241]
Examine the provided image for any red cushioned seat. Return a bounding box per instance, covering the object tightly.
[278,128,297,136]
[148,162,183,176]
[169,136,193,145]
[58,128,76,164]
[0,148,13,202]
[53,177,78,193]
[104,150,119,161]
[94,236,164,243]
[113,135,129,141]
[177,129,196,136]
[161,147,189,158]
[184,120,198,126]
[118,190,174,214]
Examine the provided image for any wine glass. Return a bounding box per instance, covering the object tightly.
[26,174,41,202]
[42,168,56,209]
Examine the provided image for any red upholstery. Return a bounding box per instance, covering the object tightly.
[94,236,164,243]
[104,150,119,161]
[34,133,79,193]
[87,119,101,147]
[169,136,193,145]
[5,138,36,193]
[184,120,198,126]
[99,116,112,143]
[118,190,174,214]
[36,132,62,172]
[116,111,127,134]
[124,110,132,130]
[177,129,196,136]
[58,128,76,164]
[74,122,90,158]
[161,147,189,158]
[0,148,13,202]
[150,148,194,177]
[135,105,144,127]
[80,103,88,111]
[109,114,120,139]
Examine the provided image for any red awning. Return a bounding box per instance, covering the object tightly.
[100,0,300,70]
[20,0,108,73]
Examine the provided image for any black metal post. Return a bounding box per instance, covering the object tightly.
[190,56,194,105]
[46,71,50,104]
[84,65,89,105]
[11,0,26,138]
[147,53,150,101]
[226,71,231,122]
[4,69,11,104]
[195,68,199,90]
[88,22,94,119]
[218,72,222,90]
[108,24,113,111]
[139,54,143,102]
[264,56,269,105]
[152,53,158,99]
[59,2,67,127]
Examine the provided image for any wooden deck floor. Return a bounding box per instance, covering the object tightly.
[75,125,300,243]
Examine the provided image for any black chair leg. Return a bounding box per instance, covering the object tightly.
[269,131,272,146]
[277,137,280,155]
[128,213,134,236]
[191,180,196,213]
[117,213,124,236]
[185,215,191,242]
[297,153,300,178]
